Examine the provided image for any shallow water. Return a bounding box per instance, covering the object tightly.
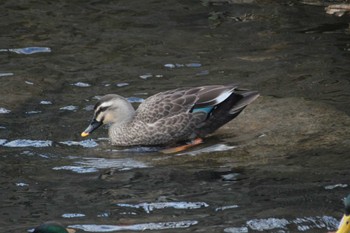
[1,0,350,232]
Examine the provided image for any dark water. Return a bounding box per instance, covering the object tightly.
[1,0,350,232]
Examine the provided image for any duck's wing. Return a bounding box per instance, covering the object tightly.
[134,84,239,123]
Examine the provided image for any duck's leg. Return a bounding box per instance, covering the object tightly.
[161,138,203,154]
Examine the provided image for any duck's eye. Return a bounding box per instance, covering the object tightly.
[100,106,108,112]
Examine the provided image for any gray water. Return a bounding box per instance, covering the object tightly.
[1,0,350,232]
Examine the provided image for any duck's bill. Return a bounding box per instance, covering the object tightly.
[336,214,350,233]
[81,119,102,137]
[67,228,76,233]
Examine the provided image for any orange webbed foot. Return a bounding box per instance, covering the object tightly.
[161,138,203,154]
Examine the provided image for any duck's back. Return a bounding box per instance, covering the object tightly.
[134,85,232,123]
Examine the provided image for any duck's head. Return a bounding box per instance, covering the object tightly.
[33,222,75,233]
[336,194,350,233]
[81,94,135,137]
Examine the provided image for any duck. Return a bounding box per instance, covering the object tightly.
[330,194,350,233]
[32,222,75,233]
[81,84,259,152]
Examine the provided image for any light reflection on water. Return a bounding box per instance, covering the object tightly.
[60,139,98,148]
[2,139,52,147]
[69,220,198,232]
[176,144,236,156]
[223,216,339,232]
[0,47,51,54]
[115,201,209,214]
[1,1,350,232]
[53,157,149,173]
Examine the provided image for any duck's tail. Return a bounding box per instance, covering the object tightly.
[195,88,259,137]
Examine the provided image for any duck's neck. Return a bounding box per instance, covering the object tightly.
[117,104,136,125]
[108,114,135,145]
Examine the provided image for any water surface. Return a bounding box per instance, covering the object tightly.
[1,0,350,232]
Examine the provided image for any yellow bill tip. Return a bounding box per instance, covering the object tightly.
[81,132,89,137]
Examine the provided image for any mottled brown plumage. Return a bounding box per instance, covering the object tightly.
[81,84,259,146]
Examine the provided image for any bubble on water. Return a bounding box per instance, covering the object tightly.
[116,82,129,87]
[127,97,144,103]
[2,47,51,55]
[224,227,248,233]
[62,213,86,218]
[60,139,98,148]
[40,100,52,105]
[115,201,208,214]
[0,72,14,77]
[3,139,52,148]
[69,220,198,232]
[0,107,11,114]
[60,105,78,111]
[72,82,91,87]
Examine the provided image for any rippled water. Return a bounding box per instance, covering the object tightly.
[1,0,350,232]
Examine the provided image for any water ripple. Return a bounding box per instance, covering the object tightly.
[116,201,208,214]
[62,213,86,218]
[324,183,348,190]
[53,157,149,174]
[40,100,52,105]
[69,220,198,232]
[0,107,11,114]
[72,82,91,87]
[163,63,202,68]
[127,97,145,103]
[3,139,52,148]
[116,82,129,87]
[60,105,78,111]
[0,47,51,54]
[177,144,236,156]
[60,139,98,148]
[247,218,289,231]
[53,166,98,173]
[215,205,239,211]
[0,72,14,77]
[224,227,248,233]
[77,158,149,170]
[240,216,339,232]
